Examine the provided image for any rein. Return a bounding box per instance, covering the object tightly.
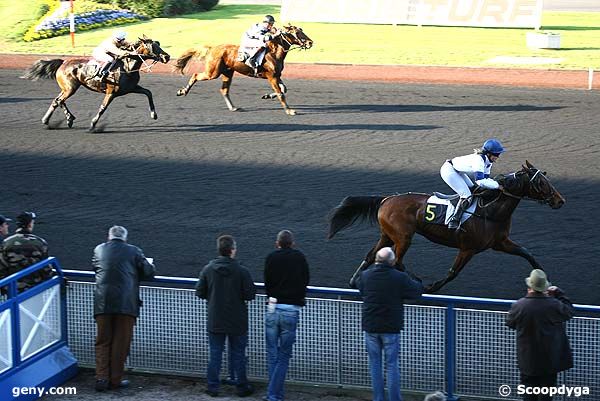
[277,31,308,52]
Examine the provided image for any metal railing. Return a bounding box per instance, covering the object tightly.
[63,267,600,401]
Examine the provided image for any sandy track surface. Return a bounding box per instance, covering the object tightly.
[0,68,598,305]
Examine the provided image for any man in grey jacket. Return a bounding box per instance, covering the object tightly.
[506,269,573,401]
[196,235,256,397]
[93,225,155,392]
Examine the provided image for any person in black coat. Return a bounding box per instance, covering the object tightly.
[351,247,424,401]
[93,225,155,392]
[196,235,256,397]
[506,269,574,401]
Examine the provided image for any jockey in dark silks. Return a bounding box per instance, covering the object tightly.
[440,139,506,230]
[238,15,277,76]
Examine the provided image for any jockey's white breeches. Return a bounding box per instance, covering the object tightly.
[92,49,115,63]
[440,161,473,199]
[240,38,264,56]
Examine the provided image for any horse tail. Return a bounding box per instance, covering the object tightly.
[327,196,385,239]
[21,59,64,81]
[173,47,211,75]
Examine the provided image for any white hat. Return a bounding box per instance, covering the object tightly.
[113,31,126,41]
[525,269,551,292]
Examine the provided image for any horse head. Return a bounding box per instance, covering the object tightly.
[133,35,171,63]
[502,161,565,209]
[277,25,313,50]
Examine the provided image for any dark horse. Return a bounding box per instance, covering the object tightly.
[173,25,313,115]
[22,36,170,130]
[327,161,565,293]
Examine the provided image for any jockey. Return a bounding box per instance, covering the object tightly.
[440,139,505,230]
[238,15,277,75]
[91,30,132,79]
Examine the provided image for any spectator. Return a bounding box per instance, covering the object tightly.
[351,247,424,401]
[0,211,50,290]
[93,225,155,392]
[263,230,310,401]
[196,235,256,397]
[424,391,447,401]
[0,214,11,240]
[506,269,573,401]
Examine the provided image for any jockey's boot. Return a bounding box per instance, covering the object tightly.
[245,57,258,76]
[448,198,469,230]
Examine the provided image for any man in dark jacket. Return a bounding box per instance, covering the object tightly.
[506,269,573,401]
[0,211,50,291]
[263,229,309,401]
[93,225,155,392]
[196,235,256,397]
[351,247,423,401]
[0,214,11,240]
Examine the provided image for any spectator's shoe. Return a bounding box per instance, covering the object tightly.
[95,379,109,392]
[221,377,237,385]
[205,388,219,397]
[236,383,255,397]
[111,379,130,390]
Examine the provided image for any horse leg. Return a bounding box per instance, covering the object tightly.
[493,238,542,270]
[42,95,61,125]
[426,250,475,293]
[90,93,116,130]
[57,85,79,128]
[266,75,295,115]
[131,85,158,120]
[220,70,238,111]
[262,80,287,100]
[177,71,213,97]
[349,233,393,287]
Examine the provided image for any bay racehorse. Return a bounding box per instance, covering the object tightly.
[22,36,170,130]
[327,161,565,293]
[173,24,313,115]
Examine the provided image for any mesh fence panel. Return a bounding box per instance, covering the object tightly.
[19,285,62,361]
[0,308,12,373]
[65,281,599,399]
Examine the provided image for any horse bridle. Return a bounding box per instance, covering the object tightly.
[125,41,159,73]
[499,170,556,205]
[278,29,310,51]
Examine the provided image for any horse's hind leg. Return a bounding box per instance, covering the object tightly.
[220,69,238,111]
[349,233,393,287]
[42,95,61,125]
[131,85,157,120]
[426,250,475,293]
[177,71,214,97]
[90,93,115,130]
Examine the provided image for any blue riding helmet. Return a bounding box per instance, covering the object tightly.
[482,138,505,155]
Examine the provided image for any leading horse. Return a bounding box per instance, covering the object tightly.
[22,36,170,130]
[327,161,565,293]
[173,25,313,115]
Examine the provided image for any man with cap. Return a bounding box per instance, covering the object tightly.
[91,30,133,81]
[506,269,574,401]
[0,214,12,240]
[238,15,277,76]
[0,211,50,289]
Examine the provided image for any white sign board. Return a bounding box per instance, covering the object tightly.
[281,0,543,29]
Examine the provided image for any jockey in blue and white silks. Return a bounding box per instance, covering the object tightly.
[440,138,505,229]
[239,15,276,75]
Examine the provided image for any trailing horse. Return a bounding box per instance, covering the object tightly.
[173,25,313,116]
[327,161,565,293]
[22,36,170,130]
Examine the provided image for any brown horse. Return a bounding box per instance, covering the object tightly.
[173,24,313,115]
[22,36,170,130]
[327,161,566,293]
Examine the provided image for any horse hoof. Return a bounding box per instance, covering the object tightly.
[42,118,49,125]
[176,89,186,97]
[230,107,239,112]
[286,109,296,116]
[151,111,158,120]
[261,94,270,100]
[67,120,74,128]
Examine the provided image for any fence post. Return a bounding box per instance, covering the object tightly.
[445,303,459,401]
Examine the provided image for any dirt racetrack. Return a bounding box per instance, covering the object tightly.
[0,67,598,304]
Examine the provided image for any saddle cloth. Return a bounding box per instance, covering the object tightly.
[425,195,477,226]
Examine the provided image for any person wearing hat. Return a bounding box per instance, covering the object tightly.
[0,211,50,289]
[0,215,12,240]
[506,269,574,401]
[91,30,133,81]
[238,14,278,76]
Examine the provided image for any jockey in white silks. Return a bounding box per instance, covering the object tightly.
[440,138,506,230]
[91,31,132,79]
[238,15,276,75]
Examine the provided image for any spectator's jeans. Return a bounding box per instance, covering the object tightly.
[365,332,402,401]
[265,309,300,401]
[207,332,249,392]
[520,372,557,401]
